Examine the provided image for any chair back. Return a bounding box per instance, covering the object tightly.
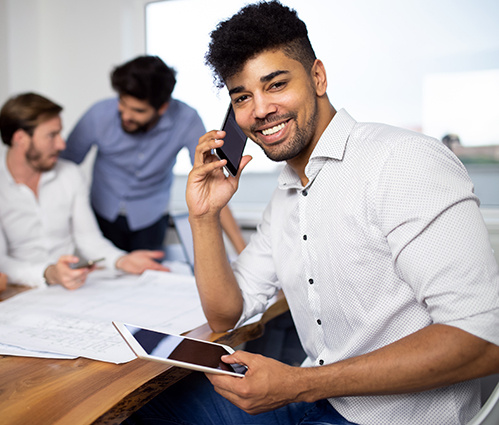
[171,213,195,272]
[467,374,499,425]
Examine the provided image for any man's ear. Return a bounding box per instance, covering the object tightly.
[11,129,29,148]
[311,59,328,97]
[157,102,170,116]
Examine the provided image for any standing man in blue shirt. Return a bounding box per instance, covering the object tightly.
[61,56,246,253]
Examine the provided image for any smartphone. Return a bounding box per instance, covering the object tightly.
[214,104,247,177]
[70,257,105,269]
[113,322,247,377]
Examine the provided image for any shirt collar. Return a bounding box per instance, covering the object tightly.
[0,147,15,185]
[148,99,177,133]
[278,108,357,189]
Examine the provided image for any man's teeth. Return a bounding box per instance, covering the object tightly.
[262,122,285,136]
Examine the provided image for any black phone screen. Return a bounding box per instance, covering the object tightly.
[215,105,247,176]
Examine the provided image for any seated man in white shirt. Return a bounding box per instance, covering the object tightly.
[0,92,169,289]
[124,2,499,425]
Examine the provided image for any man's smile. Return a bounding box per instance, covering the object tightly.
[253,118,293,145]
[261,122,287,136]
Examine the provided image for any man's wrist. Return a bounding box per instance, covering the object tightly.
[188,212,222,231]
[43,265,57,286]
[115,255,126,271]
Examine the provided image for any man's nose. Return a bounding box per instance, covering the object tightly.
[120,107,132,122]
[253,94,277,120]
[56,134,66,150]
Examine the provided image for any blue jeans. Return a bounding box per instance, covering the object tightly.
[122,373,358,425]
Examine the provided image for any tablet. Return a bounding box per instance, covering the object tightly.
[113,322,247,377]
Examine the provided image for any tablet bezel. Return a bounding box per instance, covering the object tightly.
[113,321,246,377]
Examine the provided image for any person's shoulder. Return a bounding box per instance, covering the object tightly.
[55,158,85,180]
[86,97,118,115]
[353,120,441,155]
[168,98,200,118]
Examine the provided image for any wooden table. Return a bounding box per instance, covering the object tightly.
[0,286,288,425]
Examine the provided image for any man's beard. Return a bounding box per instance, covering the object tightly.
[251,102,319,163]
[120,113,160,134]
[26,142,57,172]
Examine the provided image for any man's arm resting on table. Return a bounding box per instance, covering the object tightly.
[210,324,499,415]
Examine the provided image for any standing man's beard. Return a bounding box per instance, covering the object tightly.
[121,120,149,134]
[120,113,160,134]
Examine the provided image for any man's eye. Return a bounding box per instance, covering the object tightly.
[270,81,286,90]
[234,95,248,103]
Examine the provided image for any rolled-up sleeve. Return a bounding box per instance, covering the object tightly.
[378,138,499,345]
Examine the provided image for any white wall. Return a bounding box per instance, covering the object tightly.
[0,0,149,136]
[0,0,9,98]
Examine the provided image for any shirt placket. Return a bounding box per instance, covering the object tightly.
[299,184,326,366]
[23,183,51,255]
[122,135,147,217]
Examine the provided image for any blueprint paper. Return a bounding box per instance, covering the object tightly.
[0,341,77,359]
[0,270,206,363]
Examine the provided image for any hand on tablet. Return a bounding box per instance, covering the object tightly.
[113,322,245,377]
[206,350,302,415]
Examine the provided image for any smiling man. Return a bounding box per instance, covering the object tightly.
[123,2,499,425]
[61,56,246,254]
[0,92,169,289]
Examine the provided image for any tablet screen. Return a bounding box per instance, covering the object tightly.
[124,324,246,375]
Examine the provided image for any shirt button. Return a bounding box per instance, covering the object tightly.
[303,235,307,241]
[309,278,314,285]
[302,190,308,196]
[317,319,322,325]
[319,359,324,365]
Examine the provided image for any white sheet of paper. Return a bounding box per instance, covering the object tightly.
[0,270,206,363]
[0,341,77,359]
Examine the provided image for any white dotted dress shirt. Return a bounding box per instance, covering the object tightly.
[233,109,499,425]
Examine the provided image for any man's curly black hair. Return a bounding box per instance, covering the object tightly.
[205,1,317,88]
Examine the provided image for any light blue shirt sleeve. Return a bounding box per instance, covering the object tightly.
[61,103,99,164]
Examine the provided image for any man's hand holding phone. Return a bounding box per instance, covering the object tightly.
[187,105,252,220]
[187,131,251,219]
[44,255,100,290]
[69,257,105,269]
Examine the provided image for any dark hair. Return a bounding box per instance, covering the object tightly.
[0,92,62,146]
[205,1,316,88]
[111,55,177,109]
[442,134,461,149]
